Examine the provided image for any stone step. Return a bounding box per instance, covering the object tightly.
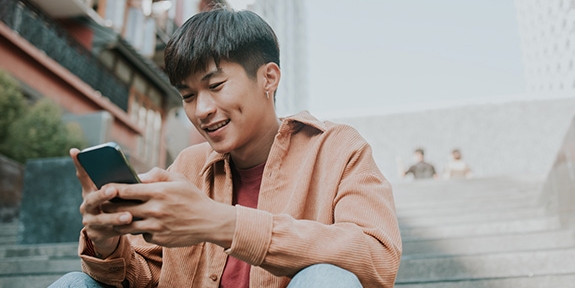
[394,273,575,288]
[395,192,539,211]
[392,176,544,195]
[402,229,575,258]
[0,222,18,246]
[0,274,69,288]
[0,235,17,246]
[400,215,561,241]
[0,257,80,276]
[0,219,79,287]
[398,206,549,228]
[396,248,575,283]
[396,197,541,218]
[0,243,78,259]
[393,185,540,201]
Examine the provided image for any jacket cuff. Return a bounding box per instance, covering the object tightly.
[226,205,273,266]
[78,229,131,284]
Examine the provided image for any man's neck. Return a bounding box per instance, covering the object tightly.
[230,117,280,169]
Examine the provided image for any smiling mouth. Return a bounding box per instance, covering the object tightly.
[204,120,230,132]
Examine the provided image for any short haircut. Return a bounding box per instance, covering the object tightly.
[199,0,229,12]
[414,148,425,156]
[164,8,280,86]
[452,149,461,160]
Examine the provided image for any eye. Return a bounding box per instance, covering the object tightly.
[181,93,196,102]
[209,81,224,90]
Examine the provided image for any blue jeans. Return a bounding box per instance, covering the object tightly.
[47,272,113,288]
[49,264,362,287]
[287,264,362,288]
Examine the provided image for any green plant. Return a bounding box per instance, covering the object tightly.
[0,71,87,163]
[0,70,27,142]
[3,98,87,163]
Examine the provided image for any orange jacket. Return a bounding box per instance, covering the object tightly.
[78,111,402,287]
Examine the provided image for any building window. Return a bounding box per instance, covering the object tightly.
[104,0,127,33]
[130,89,162,168]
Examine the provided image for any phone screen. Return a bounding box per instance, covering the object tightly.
[77,142,140,189]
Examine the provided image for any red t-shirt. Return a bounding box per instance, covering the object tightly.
[219,162,265,288]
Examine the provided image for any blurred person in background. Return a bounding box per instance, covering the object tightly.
[398,148,438,180]
[443,148,471,179]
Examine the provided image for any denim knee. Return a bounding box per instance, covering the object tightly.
[287,263,363,288]
[48,271,112,288]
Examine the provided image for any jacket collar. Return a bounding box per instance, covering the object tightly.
[279,110,326,134]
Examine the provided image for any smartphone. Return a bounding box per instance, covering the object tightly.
[77,142,141,192]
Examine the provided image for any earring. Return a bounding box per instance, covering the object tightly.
[266,91,270,99]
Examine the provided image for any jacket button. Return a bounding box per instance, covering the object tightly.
[209,274,218,281]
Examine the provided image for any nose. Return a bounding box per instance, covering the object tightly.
[195,91,216,120]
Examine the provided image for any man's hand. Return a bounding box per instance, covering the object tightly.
[70,148,127,258]
[107,168,237,249]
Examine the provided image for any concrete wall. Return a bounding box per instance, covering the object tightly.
[540,115,575,228]
[327,97,575,183]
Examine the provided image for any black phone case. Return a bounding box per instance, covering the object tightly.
[77,142,140,189]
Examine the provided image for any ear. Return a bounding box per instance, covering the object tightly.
[262,62,281,96]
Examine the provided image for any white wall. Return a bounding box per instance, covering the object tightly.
[327,97,575,183]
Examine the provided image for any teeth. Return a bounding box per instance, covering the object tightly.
[206,120,229,131]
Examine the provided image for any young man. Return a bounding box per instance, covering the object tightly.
[401,148,437,180]
[443,149,471,179]
[50,8,401,288]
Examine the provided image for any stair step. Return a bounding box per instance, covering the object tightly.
[0,226,18,235]
[0,243,78,259]
[394,273,575,288]
[0,236,17,246]
[396,248,575,283]
[398,206,548,228]
[395,193,539,211]
[392,186,541,202]
[393,177,543,195]
[0,221,19,246]
[396,198,541,218]
[0,257,80,276]
[403,229,575,258]
[400,216,561,241]
[0,274,69,288]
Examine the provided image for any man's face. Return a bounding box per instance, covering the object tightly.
[176,60,274,157]
[413,151,424,162]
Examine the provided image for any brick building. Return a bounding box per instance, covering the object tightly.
[0,0,184,171]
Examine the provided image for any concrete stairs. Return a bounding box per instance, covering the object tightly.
[394,175,575,287]
[0,220,80,288]
[1,175,572,287]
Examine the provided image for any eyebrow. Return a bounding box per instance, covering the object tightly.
[175,67,223,91]
[201,67,223,82]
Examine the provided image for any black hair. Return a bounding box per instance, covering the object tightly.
[164,8,280,86]
[452,149,462,160]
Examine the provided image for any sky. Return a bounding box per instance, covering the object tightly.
[228,0,527,118]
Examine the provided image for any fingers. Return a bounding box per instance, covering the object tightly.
[117,168,178,201]
[138,167,174,183]
[81,186,119,214]
[112,219,169,246]
[81,187,134,244]
[113,220,155,236]
[70,148,97,193]
[84,210,132,228]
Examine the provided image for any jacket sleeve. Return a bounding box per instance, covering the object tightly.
[79,229,162,288]
[226,141,402,288]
